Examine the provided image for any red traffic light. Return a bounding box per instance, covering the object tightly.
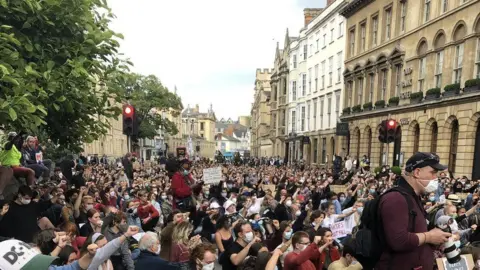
[124,105,133,116]
[388,119,396,128]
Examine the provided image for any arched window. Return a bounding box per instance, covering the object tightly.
[367,128,372,158]
[413,124,420,153]
[431,122,438,153]
[448,119,459,173]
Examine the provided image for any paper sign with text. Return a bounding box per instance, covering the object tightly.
[203,167,222,184]
[35,152,43,163]
[331,221,347,239]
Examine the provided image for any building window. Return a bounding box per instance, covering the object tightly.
[337,52,342,82]
[371,16,378,47]
[330,28,334,42]
[360,22,366,52]
[349,29,355,56]
[449,119,459,173]
[303,44,307,60]
[328,57,333,86]
[357,77,364,105]
[335,94,340,120]
[293,55,297,68]
[400,1,407,32]
[316,39,319,52]
[327,97,332,127]
[321,61,326,89]
[424,0,431,22]
[315,64,319,91]
[413,124,420,153]
[369,73,375,102]
[395,64,402,97]
[200,122,204,131]
[313,138,318,163]
[453,43,464,83]
[302,74,307,96]
[322,138,327,163]
[313,100,317,130]
[320,99,324,129]
[347,81,353,107]
[367,128,372,158]
[307,104,310,131]
[323,33,327,48]
[308,68,312,93]
[291,111,296,132]
[418,57,426,92]
[381,69,387,99]
[442,0,448,13]
[282,110,286,126]
[338,21,344,37]
[309,44,313,57]
[292,81,297,101]
[476,38,480,78]
[431,122,438,153]
[435,51,444,88]
[385,8,392,40]
[301,107,305,131]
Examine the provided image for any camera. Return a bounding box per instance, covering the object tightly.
[438,226,461,264]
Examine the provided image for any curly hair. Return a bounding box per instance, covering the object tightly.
[190,242,216,263]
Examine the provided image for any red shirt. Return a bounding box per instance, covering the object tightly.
[135,200,159,220]
[171,172,193,199]
[284,243,320,270]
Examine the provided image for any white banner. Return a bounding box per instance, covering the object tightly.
[202,167,222,184]
[331,221,347,239]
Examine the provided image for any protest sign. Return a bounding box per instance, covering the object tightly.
[331,221,347,239]
[203,167,222,184]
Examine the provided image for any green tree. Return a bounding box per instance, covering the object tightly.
[0,0,129,152]
[114,73,183,140]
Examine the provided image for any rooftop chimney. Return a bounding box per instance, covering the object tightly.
[303,8,323,27]
[327,0,336,6]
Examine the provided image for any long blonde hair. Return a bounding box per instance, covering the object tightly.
[172,221,193,245]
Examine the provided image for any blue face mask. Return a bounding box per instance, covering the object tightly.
[284,231,292,240]
[183,170,188,176]
[369,189,376,194]
[455,240,461,248]
[429,196,436,202]
[243,192,251,196]
[357,207,364,214]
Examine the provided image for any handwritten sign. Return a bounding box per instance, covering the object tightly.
[331,221,347,239]
[203,167,222,184]
[436,255,474,270]
[35,152,43,163]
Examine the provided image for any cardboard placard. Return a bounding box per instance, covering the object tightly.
[331,221,347,239]
[263,184,276,197]
[203,167,222,184]
[35,152,43,163]
[436,254,474,270]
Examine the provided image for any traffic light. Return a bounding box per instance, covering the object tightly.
[386,119,398,143]
[378,120,387,143]
[123,104,135,136]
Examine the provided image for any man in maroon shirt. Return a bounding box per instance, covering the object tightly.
[376,152,451,270]
[283,231,331,270]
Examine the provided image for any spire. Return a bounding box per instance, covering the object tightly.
[174,85,178,94]
[209,103,213,113]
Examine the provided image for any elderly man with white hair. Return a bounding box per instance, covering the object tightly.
[135,232,180,270]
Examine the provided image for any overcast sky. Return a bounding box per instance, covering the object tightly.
[109,0,326,120]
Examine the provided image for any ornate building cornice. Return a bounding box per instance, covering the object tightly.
[340,0,375,19]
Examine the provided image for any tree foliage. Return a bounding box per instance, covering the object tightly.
[112,73,183,140]
[0,0,129,152]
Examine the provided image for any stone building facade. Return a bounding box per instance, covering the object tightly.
[251,69,273,157]
[340,0,480,178]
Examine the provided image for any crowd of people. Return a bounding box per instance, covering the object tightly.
[0,132,479,269]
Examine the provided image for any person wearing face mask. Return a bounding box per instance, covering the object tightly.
[136,231,179,269]
[221,221,261,270]
[372,152,451,270]
[275,222,294,268]
[103,212,135,270]
[283,231,330,270]
[0,185,56,242]
[191,243,217,270]
[171,159,195,212]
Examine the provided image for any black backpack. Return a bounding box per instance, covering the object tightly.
[353,186,417,269]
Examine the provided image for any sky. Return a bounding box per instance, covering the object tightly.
[108,0,326,120]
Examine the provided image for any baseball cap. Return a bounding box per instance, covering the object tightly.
[0,239,56,270]
[405,152,447,172]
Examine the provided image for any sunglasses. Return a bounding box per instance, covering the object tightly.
[406,154,439,171]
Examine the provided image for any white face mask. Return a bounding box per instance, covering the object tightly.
[161,195,167,200]
[285,200,292,207]
[202,262,215,270]
[110,191,116,197]
[155,245,161,255]
[85,205,94,211]
[419,178,439,193]
[298,244,308,251]
[295,210,301,217]
[21,198,31,205]
[244,232,254,243]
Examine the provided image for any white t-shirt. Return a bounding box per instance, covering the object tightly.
[246,197,265,217]
[322,214,340,228]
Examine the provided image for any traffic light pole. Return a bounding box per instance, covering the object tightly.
[386,113,391,166]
